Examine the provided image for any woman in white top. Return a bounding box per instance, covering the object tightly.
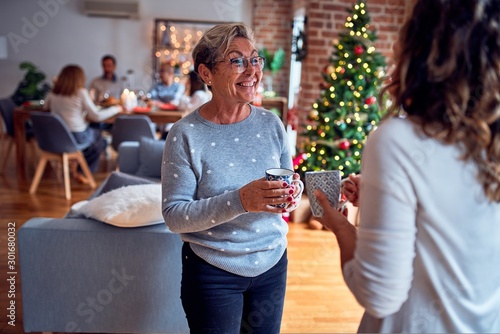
[178,71,212,113]
[44,65,122,174]
[315,0,500,332]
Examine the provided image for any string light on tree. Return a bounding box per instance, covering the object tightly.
[296,0,386,177]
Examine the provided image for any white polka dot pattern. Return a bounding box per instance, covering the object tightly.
[160,107,290,277]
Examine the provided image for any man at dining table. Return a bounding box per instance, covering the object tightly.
[149,61,185,105]
[89,54,123,104]
[149,61,185,138]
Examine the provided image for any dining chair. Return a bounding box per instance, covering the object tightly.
[110,115,157,152]
[29,111,96,200]
[0,98,35,172]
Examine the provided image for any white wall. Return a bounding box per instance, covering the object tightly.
[0,0,252,98]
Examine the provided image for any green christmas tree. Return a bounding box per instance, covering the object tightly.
[295,0,386,178]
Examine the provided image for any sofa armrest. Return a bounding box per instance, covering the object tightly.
[18,217,188,333]
[117,141,140,175]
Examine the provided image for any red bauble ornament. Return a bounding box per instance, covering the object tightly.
[365,96,377,105]
[339,140,350,150]
[354,45,364,55]
[339,67,345,74]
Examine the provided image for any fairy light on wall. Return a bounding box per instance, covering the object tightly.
[155,20,218,76]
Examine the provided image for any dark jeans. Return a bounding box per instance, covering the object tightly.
[72,127,107,172]
[181,243,287,334]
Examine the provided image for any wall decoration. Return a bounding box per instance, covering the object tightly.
[292,29,307,61]
[153,19,227,79]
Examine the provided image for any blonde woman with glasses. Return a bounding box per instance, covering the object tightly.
[161,23,302,333]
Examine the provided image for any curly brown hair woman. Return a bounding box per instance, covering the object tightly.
[383,0,500,202]
[314,0,500,332]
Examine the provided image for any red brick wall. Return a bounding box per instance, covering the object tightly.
[252,0,293,98]
[253,0,407,118]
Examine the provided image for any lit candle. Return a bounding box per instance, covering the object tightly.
[128,91,137,110]
[121,89,129,106]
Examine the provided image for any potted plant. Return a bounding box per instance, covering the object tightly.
[11,61,51,106]
[258,48,285,97]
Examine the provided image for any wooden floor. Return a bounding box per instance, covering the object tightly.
[0,139,363,334]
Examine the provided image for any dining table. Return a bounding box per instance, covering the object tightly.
[13,106,185,179]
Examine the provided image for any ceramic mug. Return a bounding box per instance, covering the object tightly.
[305,170,342,217]
[265,168,304,208]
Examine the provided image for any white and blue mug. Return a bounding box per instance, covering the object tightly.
[265,168,304,208]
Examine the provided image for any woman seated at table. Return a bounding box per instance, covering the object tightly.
[44,64,122,179]
[178,70,212,113]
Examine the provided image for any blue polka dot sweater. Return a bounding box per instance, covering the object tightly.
[161,105,292,277]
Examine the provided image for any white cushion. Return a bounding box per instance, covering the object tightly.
[72,184,163,227]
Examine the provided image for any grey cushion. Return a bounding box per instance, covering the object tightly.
[99,170,155,195]
[136,137,165,178]
[117,141,140,174]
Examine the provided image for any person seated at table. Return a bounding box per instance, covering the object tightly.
[149,61,185,105]
[44,64,122,180]
[88,54,123,105]
[178,70,212,113]
[149,61,186,138]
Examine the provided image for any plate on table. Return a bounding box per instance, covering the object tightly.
[132,106,151,113]
[159,103,177,111]
[22,100,45,108]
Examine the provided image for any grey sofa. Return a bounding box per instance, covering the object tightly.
[18,137,189,334]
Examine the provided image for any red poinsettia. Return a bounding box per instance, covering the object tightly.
[293,153,307,167]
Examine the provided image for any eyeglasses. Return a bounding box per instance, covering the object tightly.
[217,56,266,73]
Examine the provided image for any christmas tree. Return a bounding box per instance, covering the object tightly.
[295,0,386,178]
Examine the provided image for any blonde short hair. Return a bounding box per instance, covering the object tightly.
[192,23,255,75]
